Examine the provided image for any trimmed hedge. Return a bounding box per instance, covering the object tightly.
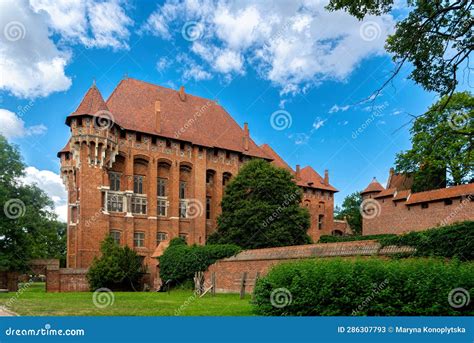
[318,234,395,243]
[253,258,474,316]
[158,238,241,284]
[380,221,474,261]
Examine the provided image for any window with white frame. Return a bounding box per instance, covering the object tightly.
[107,193,124,212]
[131,196,147,215]
[157,197,167,217]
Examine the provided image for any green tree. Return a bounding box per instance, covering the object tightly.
[327,0,472,100]
[0,135,66,272]
[207,159,311,249]
[87,237,143,291]
[395,92,473,190]
[334,192,362,235]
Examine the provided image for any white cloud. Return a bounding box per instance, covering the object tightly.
[329,104,350,113]
[0,109,47,139]
[144,0,395,94]
[0,0,72,98]
[312,117,326,130]
[30,0,133,50]
[288,132,310,145]
[21,166,67,222]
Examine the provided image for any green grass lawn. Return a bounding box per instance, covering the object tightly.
[0,283,254,316]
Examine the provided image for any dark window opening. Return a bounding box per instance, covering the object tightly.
[166,139,171,148]
[206,197,211,220]
[421,203,429,209]
[151,136,157,145]
[444,199,453,205]
[120,130,126,138]
[136,133,142,142]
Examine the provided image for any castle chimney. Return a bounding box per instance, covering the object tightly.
[243,122,249,151]
[324,169,329,185]
[155,100,161,133]
[178,86,186,101]
[296,165,301,181]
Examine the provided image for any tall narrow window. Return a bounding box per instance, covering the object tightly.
[157,178,167,197]
[134,175,144,194]
[179,181,186,199]
[109,172,121,191]
[206,197,211,220]
[134,232,145,247]
[318,215,324,230]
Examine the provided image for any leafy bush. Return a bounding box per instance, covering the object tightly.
[87,237,143,291]
[380,221,474,261]
[318,234,396,243]
[208,159,311,249]
[158,239,241,284]
[253,258,474,316]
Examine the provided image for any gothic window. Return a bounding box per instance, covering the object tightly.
[157,178,167,197]
[206,197,211,219]
[134,175,144,194]
[109,172,121,191]
[179,181,186,199]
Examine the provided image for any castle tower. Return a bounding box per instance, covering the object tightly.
[361,177,384,199]
[58,83,119,268]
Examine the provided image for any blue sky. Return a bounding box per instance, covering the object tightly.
[0,0,452,220]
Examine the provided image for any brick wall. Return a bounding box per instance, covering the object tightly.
[203,241,414,293]
[362,194,474,235]
[46,268,89,292]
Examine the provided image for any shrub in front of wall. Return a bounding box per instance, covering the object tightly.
[158,239,241,284]
[318,234,396,243]
[87,237,144,291]
[252,258,474,316]
[380,221,474,261]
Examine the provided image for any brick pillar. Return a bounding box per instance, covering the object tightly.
[215,172,223,218]
[148,159,157,217]
[193,146,206,245]
[6,272,19,292]
[46,268,60,293]
[169,161,180,239]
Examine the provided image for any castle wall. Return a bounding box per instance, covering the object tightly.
[60,117,335,289]
[362,193,474,235]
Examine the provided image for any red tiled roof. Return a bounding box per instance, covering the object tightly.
[259,144,293,172]
[361,178,385,194]
[374,188,396,198]
[393,189,411,201]
[405,183,474,205]
[387,170,413,191]
[259,144,337,191]
[69,84,109,118]
[299,166,338,192]
[57,138,71,157]
[100,78,268,158]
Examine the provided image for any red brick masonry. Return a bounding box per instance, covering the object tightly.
[203,241,414,293]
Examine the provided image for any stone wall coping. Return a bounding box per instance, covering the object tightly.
[59,268,89,275]
[220,241,415,262]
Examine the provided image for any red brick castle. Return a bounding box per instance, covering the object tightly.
[58,78,345,285]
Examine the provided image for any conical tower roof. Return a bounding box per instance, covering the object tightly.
[361,177,385,194]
